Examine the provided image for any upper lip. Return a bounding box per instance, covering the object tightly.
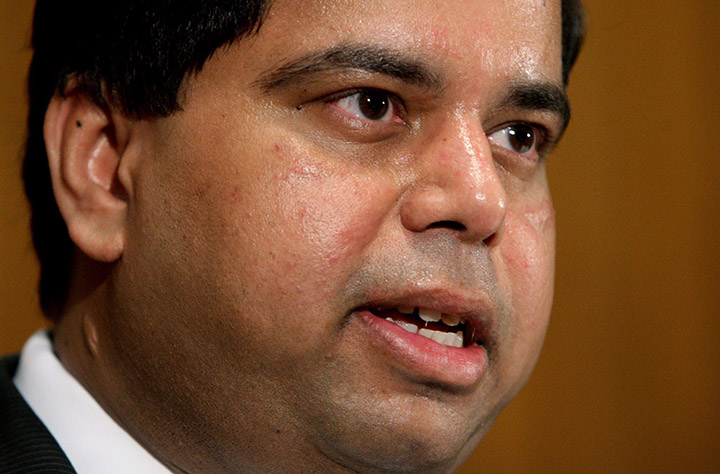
[352,284,497,346]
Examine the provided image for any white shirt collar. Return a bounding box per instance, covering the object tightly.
[13,330,173,474]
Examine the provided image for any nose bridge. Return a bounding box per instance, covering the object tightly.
[442,111,498,196]
[399,111,507,244]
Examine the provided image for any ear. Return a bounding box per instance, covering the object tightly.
[44,87,133,263]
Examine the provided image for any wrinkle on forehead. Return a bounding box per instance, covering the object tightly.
[267,0,561,57]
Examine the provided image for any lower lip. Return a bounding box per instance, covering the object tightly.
[357,310,488,389]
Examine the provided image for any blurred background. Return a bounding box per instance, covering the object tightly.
[1,1,718,472]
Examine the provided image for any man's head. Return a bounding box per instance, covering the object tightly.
[25,0,583,472]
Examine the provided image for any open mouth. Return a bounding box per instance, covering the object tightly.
[364,307,480,349]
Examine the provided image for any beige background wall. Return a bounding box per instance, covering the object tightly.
[2,1,718,472]
[0,0,44,352]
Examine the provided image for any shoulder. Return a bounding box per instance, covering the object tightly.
[0,355,76,473]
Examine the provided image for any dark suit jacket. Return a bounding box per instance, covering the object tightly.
[0,355,76,473]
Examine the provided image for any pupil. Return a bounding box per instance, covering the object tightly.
[508,125,535,153]
[358,91,389,120]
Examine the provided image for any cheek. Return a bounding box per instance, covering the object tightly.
[269,152,392,285]
[216,138,396,311]
[500,196,556,355]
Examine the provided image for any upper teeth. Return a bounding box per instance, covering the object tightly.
[418,309,442,322]
[404,308,463,327]
[440,313,461,326]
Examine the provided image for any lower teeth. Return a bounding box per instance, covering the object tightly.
[386,318,463,348]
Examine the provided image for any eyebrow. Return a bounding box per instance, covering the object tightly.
[499,81,572,136]
[255,43,446,93]
[255,43,571,134]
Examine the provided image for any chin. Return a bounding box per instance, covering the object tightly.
[316,396,496,474]
[329,435,473,474]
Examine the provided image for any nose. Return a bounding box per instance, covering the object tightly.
[399,114,507,246]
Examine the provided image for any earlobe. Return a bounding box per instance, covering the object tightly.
[44,88,131,263]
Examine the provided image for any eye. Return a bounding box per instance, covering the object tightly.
[487,123,546,158]
[330,89,401,123]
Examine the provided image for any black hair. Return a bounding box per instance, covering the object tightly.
[23,0,270,318]
[22,0,584,319]
[562,0,586,85]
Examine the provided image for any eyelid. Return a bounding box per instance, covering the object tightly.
[323,87,407,124]
[487,121,557,160]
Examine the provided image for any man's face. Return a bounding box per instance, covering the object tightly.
[106,0,563,471]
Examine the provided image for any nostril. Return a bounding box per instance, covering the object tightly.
[427,221,466,232]
[483,233,498,247]
[482,220,505,247]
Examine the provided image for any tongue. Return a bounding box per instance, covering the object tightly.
[372,308,455,334]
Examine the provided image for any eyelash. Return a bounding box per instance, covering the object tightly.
[487,122,557,161]
[324,88,406,125]
[319,87,557,159]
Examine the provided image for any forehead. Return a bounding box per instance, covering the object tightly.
[257,0,563,86]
